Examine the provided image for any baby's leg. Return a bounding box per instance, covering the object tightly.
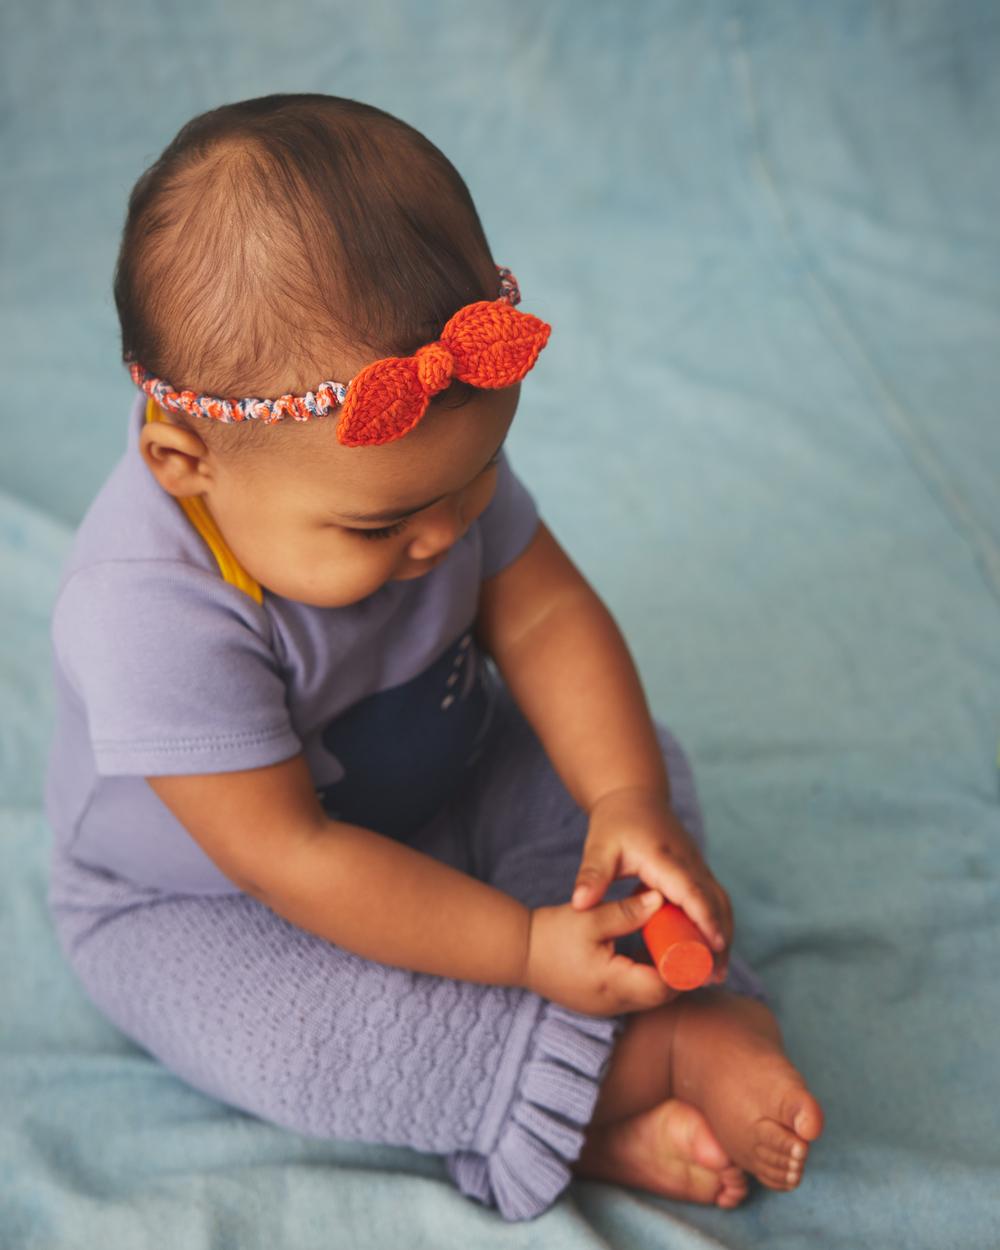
[49,852,619,1224]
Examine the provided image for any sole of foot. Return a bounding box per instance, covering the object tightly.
[575,1097,751,1209]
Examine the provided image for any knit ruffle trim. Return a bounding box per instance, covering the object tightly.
[446,1001,624,1221]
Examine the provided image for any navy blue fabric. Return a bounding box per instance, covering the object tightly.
[317,631,495,837]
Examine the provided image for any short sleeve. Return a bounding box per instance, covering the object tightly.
[478,451,541,580]
[51,561,302,777]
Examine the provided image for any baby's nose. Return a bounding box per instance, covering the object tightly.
[407,496,465,560]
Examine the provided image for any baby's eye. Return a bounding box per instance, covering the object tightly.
[353,519,409,542]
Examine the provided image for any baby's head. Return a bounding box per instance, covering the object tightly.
[117,94,544,606]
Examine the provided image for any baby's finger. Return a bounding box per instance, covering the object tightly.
[592,889,663,938]
[709,937,731,983]
[718,887,734,939]
[708,897,731,982]
[607,955,679,1013]
[572,844,619,909]
[643,863,726,953]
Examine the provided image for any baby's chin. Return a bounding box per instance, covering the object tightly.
[260,553,445,607]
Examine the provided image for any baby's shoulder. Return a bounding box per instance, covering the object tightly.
[52,447,266,658]
[62,447,212,584]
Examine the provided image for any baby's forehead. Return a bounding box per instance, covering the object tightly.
[281,426,428,499]
[263,387,516,514]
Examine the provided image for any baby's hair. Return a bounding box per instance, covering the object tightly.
[114,93,498,454]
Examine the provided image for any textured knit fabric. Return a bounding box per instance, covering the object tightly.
[49,684,764,1221]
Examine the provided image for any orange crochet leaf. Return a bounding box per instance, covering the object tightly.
[337,358,429,447]
[444,300,551,389]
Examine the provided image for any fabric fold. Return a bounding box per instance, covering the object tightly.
[446,1001,624,1221]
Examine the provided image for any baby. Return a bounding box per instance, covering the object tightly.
[45,93,823,1221]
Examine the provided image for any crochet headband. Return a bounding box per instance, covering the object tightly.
[126,266,550,448]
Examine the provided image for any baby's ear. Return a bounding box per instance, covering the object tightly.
[139,420,214,497]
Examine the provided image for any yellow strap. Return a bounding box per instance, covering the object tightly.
[144,399,263,605]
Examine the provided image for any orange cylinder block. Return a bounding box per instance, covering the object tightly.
[642,901,713,991]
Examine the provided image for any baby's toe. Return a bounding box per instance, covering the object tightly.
[755,1142,795,1171]
[780,1085,825,1143]
[752,1118,809,1190]
[715,1166,750,1209]
[756,1115,805,1160]
[756,1166,795,1190]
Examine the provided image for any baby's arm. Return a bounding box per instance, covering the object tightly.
[148,758,674,1016]
[476,521,732,957]
[477,521,671,811]
[146,756,531,987]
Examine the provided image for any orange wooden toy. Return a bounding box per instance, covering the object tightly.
[642,901,714,991]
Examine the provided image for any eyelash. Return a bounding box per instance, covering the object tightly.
[350,453,503,542]
[357,519,409,542]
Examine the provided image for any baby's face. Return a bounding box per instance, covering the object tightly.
[186,384,520,607]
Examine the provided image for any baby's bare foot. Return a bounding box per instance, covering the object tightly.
[573,1097,750,1209]
[669,992,825,1191]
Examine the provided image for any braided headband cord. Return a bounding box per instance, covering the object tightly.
[126,266,551,448]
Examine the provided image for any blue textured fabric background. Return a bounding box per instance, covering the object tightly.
[2,2,999,1246]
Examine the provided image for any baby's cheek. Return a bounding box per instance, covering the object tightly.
[264,534,398,607]
[465,469,499,525]
[326,542,401,602]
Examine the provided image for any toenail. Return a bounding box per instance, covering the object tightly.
[786,1170,799,1186]
[791,1143,806,1161]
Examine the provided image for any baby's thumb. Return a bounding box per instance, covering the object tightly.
[595,889,663,939]
[572,849,618,909]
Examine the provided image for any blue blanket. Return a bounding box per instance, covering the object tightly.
[3,2,999,1245]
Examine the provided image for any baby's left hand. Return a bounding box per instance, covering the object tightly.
[572,787,732,983]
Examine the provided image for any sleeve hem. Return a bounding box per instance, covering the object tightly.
[93,727,302,776]
[481,517,541,582]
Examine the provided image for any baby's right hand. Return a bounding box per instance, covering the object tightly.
[523,889,678,1017]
